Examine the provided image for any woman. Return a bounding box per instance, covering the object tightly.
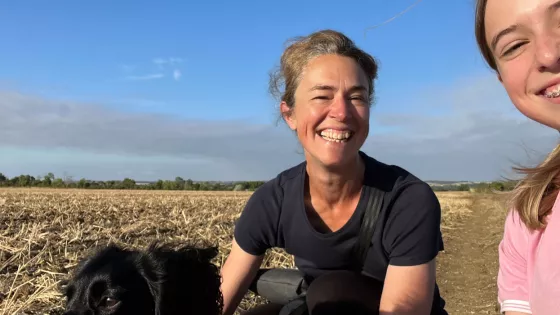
[474,0,560,314]
[220,29,447,315]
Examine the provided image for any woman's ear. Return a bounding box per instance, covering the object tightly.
[280,101,297,131]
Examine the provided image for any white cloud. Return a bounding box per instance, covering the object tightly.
[1,73,558,181]
[153,57,183,68]
[124,73,164,81]
[173,69,182,81]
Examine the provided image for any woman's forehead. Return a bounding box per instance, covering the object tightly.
[297,55,369,89]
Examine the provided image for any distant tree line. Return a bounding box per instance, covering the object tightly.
[430,180,519,192]
[0,172,265,191]
[0,172,519,193]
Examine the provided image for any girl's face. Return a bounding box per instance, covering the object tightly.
[485,0,560,130]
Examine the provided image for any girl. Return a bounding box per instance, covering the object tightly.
[475,0,560,314]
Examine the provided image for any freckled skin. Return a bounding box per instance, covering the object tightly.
[282,54,371,170]
[486,0,560,130]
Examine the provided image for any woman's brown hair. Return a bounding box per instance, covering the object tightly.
[474,0,560,230]
[268,29,379,119]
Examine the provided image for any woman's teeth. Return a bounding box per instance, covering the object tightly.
[320,129,353,142]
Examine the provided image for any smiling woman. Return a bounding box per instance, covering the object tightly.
[219,29,447,315]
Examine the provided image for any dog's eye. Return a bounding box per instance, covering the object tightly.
[101,297,120,308]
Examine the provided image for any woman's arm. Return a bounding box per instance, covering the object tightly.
[221,180,283,314]
[379,181,444,315]
[379,258,436,315]
[220,237,264,315]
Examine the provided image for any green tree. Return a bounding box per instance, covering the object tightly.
[173,177,185,190]
[122,178,136,189]
[52,178,65,188]
[154,180,164,190]
[490,181,505,192]
[17,175,34,187]
[42,172,55,186]
[77,178,90,189]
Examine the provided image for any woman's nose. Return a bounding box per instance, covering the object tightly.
[329,96,353,120]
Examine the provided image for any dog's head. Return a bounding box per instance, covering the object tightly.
[63,242,223,315]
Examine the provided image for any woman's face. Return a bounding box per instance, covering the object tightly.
[485,0,560,130]
[281,54,370,168]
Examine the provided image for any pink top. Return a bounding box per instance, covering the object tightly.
[498,191,560,314]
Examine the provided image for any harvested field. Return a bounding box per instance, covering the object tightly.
[0,188,508,315]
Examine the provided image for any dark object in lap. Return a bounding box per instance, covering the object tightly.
[249,268,308,305]
[249,269,382,315]
[306,270,382,315]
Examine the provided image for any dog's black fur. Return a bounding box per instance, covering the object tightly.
[62,242,223,315]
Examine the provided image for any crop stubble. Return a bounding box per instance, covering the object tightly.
[0,188,504,314]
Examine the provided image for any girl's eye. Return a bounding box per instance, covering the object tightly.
[502,42,525,56]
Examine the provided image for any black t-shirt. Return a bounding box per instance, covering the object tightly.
[234,151,446,313]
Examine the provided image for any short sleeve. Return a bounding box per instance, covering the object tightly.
[383,181,444,266]
[497,209,532,314]
[233,180,282,256]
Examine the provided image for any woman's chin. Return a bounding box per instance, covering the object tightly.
[312,152,359,170]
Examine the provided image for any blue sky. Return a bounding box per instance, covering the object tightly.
[1,0,558,182]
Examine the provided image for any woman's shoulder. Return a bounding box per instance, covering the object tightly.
[233,162,307,255]
[360,151,432,196]
[246,161,306,206]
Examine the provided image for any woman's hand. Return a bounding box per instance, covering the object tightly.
[220,237,264,315]
[379,258,436,315]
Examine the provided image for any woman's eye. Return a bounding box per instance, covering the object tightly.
[350,96,367,103]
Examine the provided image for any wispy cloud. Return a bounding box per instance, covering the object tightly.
[119,58,184,82]
[124,73,165,81]
[1,74,558,181]
[153,57,183,69]
[173,69,182,81]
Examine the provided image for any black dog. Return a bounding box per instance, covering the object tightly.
[62,242,223,315]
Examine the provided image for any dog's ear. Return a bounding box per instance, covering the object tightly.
[135,251,165,315]
[73,243,124,274]
[63,244,125,295]
[177,244,219,263]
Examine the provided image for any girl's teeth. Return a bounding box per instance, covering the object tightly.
[544,84,560,98]
[545,90,560,98]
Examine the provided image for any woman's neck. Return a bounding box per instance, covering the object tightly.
[305,153,365,209]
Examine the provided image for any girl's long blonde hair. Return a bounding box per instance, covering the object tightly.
[508,145,560,230]
[475,0,560,231]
